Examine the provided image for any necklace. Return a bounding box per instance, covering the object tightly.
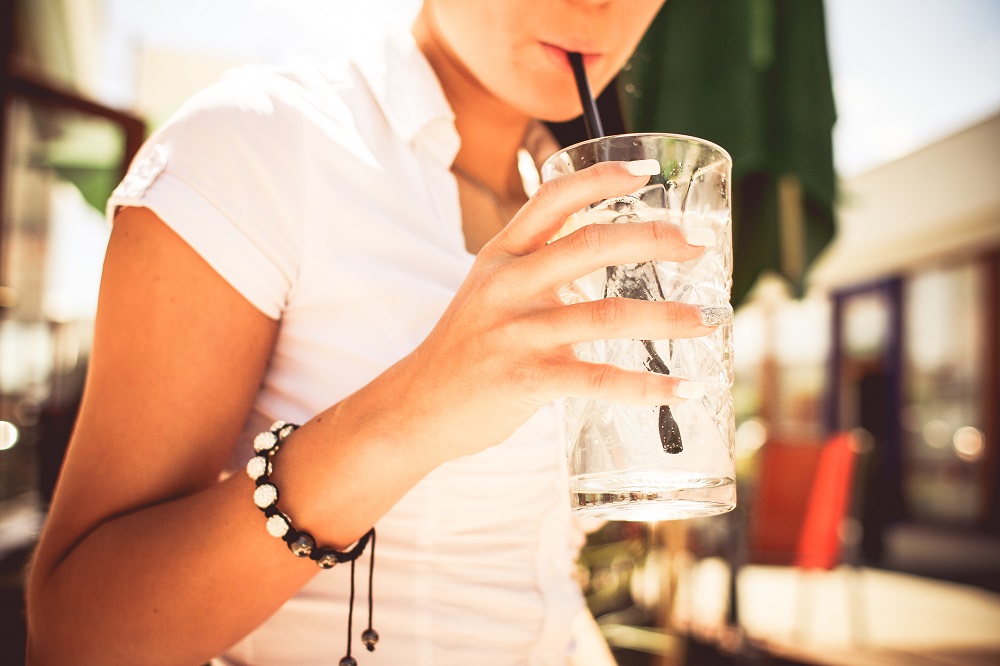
[451,148,541,225]
[450,121,555,253]
[452,163,517,227]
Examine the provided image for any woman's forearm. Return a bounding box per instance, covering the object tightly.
[29,471,300,665]
[27,396,439,666]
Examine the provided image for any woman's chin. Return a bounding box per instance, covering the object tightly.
[514,98,591,125]
[536,107,594,125]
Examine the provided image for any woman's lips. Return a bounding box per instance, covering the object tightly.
[539,42,602,74]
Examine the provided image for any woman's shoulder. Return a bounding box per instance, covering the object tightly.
[106,63,369,310]
[147,21,452,171]
[158,58,364,148]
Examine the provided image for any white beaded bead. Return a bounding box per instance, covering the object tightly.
[254,431,277,452]
[278,424,295,440]
[253,484,278,508]
[269,420,287,431]
[266,513,290,538]
[245,456,270,480]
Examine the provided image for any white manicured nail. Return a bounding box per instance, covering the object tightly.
[675,381,706,400]
[625,159,661,177]
[682,227,716,247]
[700,305,733,327]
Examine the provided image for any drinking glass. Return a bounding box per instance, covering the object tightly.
[541,133,736,521]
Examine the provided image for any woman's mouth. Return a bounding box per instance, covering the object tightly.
[539,42,602,74]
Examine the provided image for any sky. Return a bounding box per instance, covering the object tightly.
[824,0,1000,175]
[100,0,1000,178]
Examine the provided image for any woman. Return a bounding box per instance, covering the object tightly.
[26,1,715,663]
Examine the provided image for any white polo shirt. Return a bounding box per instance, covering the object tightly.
[109,26,586,666]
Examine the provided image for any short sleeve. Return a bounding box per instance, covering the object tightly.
[108,68,307,320]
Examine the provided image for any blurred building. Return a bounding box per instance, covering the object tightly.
[812,111,1000,565]
[733,111,999,575]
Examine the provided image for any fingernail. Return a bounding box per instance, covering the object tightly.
[675,381,705,400]
[682,227,716,247]
[625,159,661,177]
[700,305,733,327]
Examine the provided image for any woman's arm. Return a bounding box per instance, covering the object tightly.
[28,203,456,665]
[27,162,715,665]
[25,207,293,664]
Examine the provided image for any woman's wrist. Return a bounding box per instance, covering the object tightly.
[263,382,446,547]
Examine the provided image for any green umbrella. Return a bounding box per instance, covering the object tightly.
[620,0,837,305]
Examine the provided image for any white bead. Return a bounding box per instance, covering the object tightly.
[270,420,287,431]
[253,484,278,508]
[254,431,277,452]
[266,514,290,538]
[246,456,269,480]
[278,425,294,440]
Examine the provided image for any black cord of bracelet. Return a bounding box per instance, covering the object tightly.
[249,421,378,665]
[336,527,377,665]
[346,559,356,661]
[366,530,376,648]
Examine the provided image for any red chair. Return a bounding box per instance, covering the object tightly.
[795,432,862,570]
[750,439,825,566]
[747,431,869,645]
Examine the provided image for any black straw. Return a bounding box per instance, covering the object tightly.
[568,52,604,140]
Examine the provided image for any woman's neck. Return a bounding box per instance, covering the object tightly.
[412,8,530,203]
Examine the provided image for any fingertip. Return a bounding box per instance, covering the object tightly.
[699,305,733,327]
[675,381,706,400]
[624,159,662,177]
[681,227,716,247]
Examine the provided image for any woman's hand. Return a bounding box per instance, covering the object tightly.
[348,160,718,466]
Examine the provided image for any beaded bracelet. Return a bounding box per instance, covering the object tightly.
[247,420,378,665]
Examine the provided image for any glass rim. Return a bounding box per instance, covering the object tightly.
[542,131,733,169]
